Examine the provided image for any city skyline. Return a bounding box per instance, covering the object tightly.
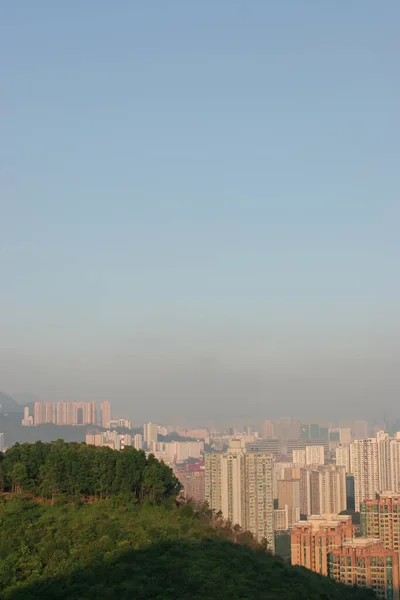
[1,1,399,598]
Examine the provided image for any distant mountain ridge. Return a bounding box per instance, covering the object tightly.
[10,392,42,405]
[0,392,23,413]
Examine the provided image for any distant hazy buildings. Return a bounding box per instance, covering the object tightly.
[178,428,208,439]
[150,440,204,464]
[133,434,143,450]
[205,440,274,549]
[109,418,131,430]
[0,433,4,452]
[21,407,33,426]
[263,420,275,438]
[86,430,126,451]
[335,445,350,472]
[293,446,324,466]
[100,401,111,429]
[31,401,98,426]
[144,423,159,448]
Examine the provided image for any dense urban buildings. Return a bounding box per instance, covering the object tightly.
[329,539,399,600]
[150,440,204,464]
[86,430,132,451]
[26,401,100,426]
[205,439,274,548]
[174,462,206,504]
[12,408,400,599]
[143,422,159,447]
[361,493,400,553]
[291,514,353,576]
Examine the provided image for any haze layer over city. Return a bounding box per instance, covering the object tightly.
[2,3,400,423]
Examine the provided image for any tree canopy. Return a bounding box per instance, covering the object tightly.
[0,439,180,502]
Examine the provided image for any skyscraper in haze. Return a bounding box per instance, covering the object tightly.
[263,420,274,438]
[336,445,350,472]
[100,401,111,429]
[205,439,274,549]
[144,423,159,448]
[350,438,378,512]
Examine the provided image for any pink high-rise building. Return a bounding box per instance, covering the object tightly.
[100,401,111,428]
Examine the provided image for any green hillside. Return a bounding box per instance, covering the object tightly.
[0,441,375,600]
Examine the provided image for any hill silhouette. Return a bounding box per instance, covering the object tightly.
[4,538,374,600]
[0,392,21,413]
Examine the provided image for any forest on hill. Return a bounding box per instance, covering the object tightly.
[0,441,375,599]
[0,440,180,502]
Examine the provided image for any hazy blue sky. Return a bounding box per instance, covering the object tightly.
[1,1,399,424]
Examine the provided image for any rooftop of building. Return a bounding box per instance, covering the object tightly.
[363,492,400,503]
[293,513,352,528]
[342,538,383,548]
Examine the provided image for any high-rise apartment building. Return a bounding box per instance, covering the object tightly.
[86,430,123,451]
[133,434,143,450]
[361,492,400,553]
[336,445,350,472]
[293,446,324,466]
[339,428,352,445]
[205,440,274,549]
[151,441,204,464]
[305,445,324,465]
[298,465,346,516]
[33,401,98,426]
[377,431,392,492]
[329,539,399,600]
[388,434,400,493]
[274,505,300,531]
[293,449,306,466]
[206,440,246,529]
[100,401,111,429]
[144,423,159,447]
[56,402,68,425]
[34,401,46,425]
[21,407,33,426]
[174,463,205,504]
[291,514,353,576]
[277,479,300,510]
[350,437,379,512]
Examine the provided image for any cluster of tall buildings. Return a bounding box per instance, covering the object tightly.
[174,462,206,505]
[149,440,204,464]
[348,432,400,512]
[86,431,143,451]
[274,462,347,525]
[205,439,274,549]
[291,512,399,599]
[22,401,111,428]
